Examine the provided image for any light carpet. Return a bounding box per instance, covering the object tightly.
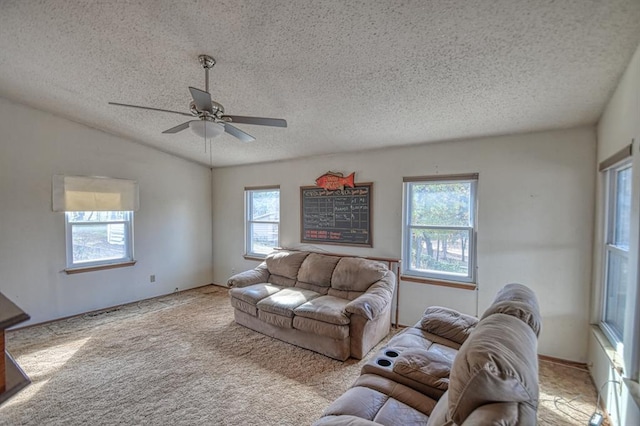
[0,285,605,425]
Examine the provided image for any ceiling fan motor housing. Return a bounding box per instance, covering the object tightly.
[189,100,224,118]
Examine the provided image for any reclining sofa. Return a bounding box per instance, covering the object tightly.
[314,283,541,425]
[227,250,396,361]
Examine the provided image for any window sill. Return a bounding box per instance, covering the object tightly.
[400,275,477,290]
[243,254,266,261]
[591,327,640,411]
[65,261,136,274]
[591,325,625,376]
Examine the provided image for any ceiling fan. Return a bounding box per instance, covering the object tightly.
[109,55,287,142]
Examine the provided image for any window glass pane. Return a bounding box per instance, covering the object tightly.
[604,249,628,340]
[614,167,632,249]
[68,211,128,223]
[250,191,280,221]
[250,223,279,255]
[408,228,470,277]
[410,182,471,226]
[71,223,127,263]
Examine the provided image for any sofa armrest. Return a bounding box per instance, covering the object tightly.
[418,306,478,345]
[345,270,395,320]
[227,263,269,288]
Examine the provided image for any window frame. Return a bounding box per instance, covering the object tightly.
[402,174,478,284]
[600,159,632,348]
[244,186,280,259]
[64,211,135,270]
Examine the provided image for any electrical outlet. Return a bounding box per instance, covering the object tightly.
[149,275,156,283]
[231,268,236,275]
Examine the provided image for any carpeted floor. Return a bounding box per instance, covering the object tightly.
[0,285,606,425]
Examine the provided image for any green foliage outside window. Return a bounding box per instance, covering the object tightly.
[409,182,472,276]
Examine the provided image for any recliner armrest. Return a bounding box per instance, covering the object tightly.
[227,263,269,288]
[418,306,478,345]
[345,271,395,320]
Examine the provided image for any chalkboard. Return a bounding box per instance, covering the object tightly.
[300,183,372,247]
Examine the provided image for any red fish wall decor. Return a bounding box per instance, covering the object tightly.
[315,171,356,191]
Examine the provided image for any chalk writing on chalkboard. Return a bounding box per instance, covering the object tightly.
[300,183,372,247]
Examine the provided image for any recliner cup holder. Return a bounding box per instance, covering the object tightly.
[385,350,399,358]
[376,358,392,367]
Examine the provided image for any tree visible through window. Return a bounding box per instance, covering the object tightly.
[403,176,477,283]
[245,187,280,257]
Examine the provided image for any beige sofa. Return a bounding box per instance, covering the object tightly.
[314,283,541,425]
[227,250,396,361]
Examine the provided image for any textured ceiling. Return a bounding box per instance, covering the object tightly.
[0,1,639,168]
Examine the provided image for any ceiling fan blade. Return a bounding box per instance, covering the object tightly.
[223,115,287,128]
[224,123,255,142]
[108,102,192,117]
[188,87,212,113]
[162,121,193,134]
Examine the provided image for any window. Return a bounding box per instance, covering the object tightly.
[245,187,280,257]
[601,160,632,346]
[65,211,134,269]
[53,175,138,272]
[403,175,478,283]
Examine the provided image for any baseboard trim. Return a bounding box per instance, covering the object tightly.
[10,283,217,331]
[538,354,588,370]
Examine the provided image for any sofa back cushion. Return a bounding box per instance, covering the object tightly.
[481,283,541,336]
[265,251,310,287]
[331,257,388,292]
[447,314,538,425]
[296,253,341,293]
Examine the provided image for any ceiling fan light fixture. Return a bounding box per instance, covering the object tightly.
[189,119,225,139]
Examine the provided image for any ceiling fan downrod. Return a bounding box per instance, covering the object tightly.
[198,55,215,94]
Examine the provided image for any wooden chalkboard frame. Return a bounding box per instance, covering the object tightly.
[300,182,373,247]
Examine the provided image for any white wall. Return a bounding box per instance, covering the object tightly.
[212,126,596,362]
[0,97,213,326]
[590,42,640,426]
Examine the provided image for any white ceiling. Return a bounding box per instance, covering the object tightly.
[1,1,639,168]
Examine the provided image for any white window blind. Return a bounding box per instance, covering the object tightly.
[52,175,139,212]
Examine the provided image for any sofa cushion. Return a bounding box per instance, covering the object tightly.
[257,287,321,318]
[230,297,258,316]
[331,258,388,292]
[258,310,293,328]
[392,348,451,392]
[387,327,462,353]
[447,314,539,425]
[229,283,283,306]
[327,288,365,301]
[419,306,478,345]
[354,374,437,415]
[322,386,389,422]
[295,281,331,295]
[293,316,349,339]
[298,253,341,287]
[294,295,351,325]
[322,374,436,423]
[481,283,541,336]
[265,250,310,279]
[268,274,296,287]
